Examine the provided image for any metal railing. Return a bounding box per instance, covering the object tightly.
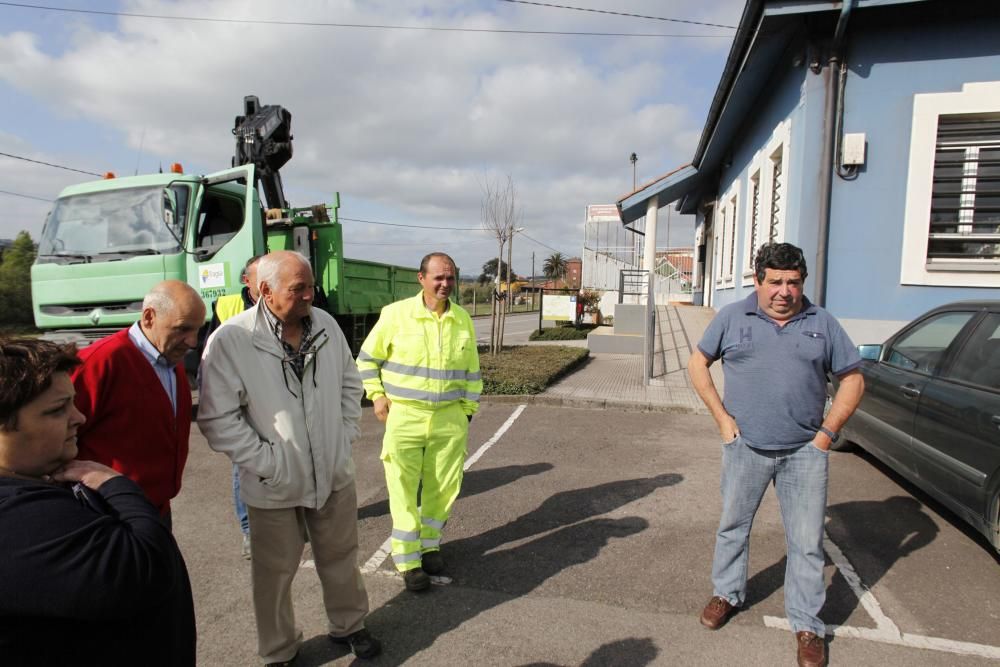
[619,269,649,303]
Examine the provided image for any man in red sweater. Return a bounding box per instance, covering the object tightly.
[72,280,206,529]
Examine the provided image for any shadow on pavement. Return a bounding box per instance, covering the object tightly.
[821,495,939,627]
[295,473,682,666]
[357,462,555,520]
[742,495,939,627]
[847,449,1000,565]
[519,636,659,667]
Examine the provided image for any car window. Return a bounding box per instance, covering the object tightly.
[944,313,1000,389]
[885,311,974,374]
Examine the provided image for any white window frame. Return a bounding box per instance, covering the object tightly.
[743,168,762,286]
[715,182,739,290]
[901,81,1000,287]
[714,205,725,287]
[766,145,786,243]
[725,189,739,288]
[742,120,790,286]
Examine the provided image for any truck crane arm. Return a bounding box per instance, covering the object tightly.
[232,95,293,211]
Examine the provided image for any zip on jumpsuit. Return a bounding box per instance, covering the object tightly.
[357,293,481,572]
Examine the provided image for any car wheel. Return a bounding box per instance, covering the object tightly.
[829,437,856,453]
[992,489,1000,554]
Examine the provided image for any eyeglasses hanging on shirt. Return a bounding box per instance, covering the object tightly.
[280,329,329,398]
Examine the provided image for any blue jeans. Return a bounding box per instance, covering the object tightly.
[711,436,828,635]
[233,465,250,535]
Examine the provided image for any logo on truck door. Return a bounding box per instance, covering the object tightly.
[199,262,227,289]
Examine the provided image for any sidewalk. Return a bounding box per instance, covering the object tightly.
[488,305,722,414]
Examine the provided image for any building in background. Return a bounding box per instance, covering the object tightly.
[565,257,582,290]
[617,0,1000,343]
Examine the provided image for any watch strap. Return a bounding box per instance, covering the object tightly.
[818,426,840,443]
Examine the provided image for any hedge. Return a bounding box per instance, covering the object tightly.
[479,345,589,394]
[528,324,597,341]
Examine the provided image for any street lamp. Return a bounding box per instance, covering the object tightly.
[630,152,638,190]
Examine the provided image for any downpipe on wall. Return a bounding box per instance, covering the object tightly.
[815,0,855,307]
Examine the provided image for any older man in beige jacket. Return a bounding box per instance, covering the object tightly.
[198,251,380,665]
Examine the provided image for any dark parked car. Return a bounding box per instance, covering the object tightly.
[833,301,1000,552]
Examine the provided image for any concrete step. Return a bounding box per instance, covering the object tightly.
[587,327,643,354]
[613,303,646,336]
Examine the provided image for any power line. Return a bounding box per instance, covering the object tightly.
[0,151,101,177]
[520,231,564,254]
[0,2,731,38]
[340,216,485,232]
[0,188,53,202]
[497,0,737,30]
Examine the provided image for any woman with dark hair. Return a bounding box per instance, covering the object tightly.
[0,338,195,666]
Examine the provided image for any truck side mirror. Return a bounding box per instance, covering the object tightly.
[857,344,882,361]
[162,187,179,230]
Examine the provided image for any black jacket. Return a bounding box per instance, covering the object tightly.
[0,476,196,666]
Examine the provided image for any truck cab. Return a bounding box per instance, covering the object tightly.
[31,165,262,346]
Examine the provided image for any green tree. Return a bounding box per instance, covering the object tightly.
[477,258,512,285]
[0,231,37,326]
[542,252,568,280]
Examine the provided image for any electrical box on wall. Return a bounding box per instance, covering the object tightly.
[842,133,867,166]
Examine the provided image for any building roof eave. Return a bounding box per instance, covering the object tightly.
[615,165,699,224]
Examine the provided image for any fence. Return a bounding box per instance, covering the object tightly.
[582,216,692,306]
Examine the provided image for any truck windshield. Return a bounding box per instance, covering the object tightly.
[38,185,188,260]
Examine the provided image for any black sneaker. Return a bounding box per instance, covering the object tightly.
[329,628,382,659]
[403,567,430,591]
[421,550,445,575]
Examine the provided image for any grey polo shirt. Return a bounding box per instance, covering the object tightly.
[697,294,861,450]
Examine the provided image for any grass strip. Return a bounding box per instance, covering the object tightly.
[479,345,589,395]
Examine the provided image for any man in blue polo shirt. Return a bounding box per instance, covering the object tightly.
[687,242,865,667]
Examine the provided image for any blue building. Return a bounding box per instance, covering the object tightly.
[617,0,1000,343]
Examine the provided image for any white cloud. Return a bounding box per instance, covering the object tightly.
[0,0,744,268]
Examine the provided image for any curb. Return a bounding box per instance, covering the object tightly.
[480,393,709,415]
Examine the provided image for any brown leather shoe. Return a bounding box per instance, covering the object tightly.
[699,596,737,630]
[796,631,826,667]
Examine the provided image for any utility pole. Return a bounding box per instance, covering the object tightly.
[506,225,513,315]
[630,152,638,190]
[531,251,535,311]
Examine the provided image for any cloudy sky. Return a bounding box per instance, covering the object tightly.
[0,0,744,277]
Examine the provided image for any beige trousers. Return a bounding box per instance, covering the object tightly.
[247,480,369,663]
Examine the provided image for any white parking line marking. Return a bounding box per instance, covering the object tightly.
[821,533,901,638]
[763,616,1000,660]
[464,404,527,468]
[346,404,528,576]
[762,530,1000,659]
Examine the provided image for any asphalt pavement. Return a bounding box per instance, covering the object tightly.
[473,311,547,345]
[175,402,1000,666]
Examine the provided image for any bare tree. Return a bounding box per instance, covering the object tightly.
[480,173,521,355]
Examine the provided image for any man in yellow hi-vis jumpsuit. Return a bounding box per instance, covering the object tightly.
[357,252,481,592]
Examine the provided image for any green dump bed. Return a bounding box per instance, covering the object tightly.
[336,258,420,314]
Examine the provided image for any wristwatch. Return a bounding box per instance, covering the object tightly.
[818,426,840,443]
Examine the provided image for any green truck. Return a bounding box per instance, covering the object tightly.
[31,96,419,354]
